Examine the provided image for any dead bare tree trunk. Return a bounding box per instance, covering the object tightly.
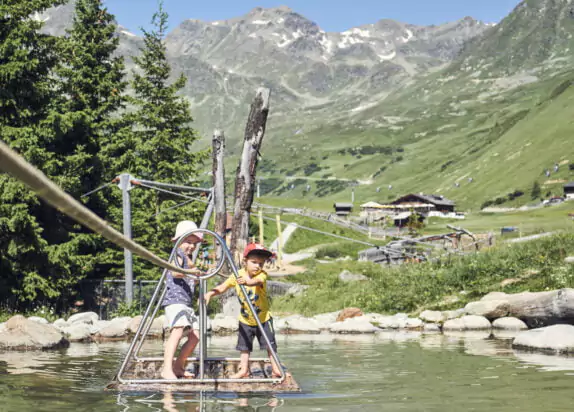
[230,88,271,262]
[212,130,226,238]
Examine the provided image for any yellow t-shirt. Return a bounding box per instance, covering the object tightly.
[223,268,271,326]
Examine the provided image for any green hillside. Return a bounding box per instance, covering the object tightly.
[253,0,574,211]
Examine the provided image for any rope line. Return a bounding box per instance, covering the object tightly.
[81,181,113,198]
[0,140,204,275]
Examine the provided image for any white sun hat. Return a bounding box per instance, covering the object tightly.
[171,220,203,242]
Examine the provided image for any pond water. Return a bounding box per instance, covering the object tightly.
[2,331,574,411]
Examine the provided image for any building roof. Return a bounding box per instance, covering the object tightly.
[360,201,384,208]
[334,203,354,209]
[391,193,455,207]
[564,182,574,189]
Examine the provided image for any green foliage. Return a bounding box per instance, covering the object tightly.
[102,1,209,280]
[110,301,142,318]
[531,181,542,200]
[0,0,84,309]
[273,233,574,316]
[406,212,424,236]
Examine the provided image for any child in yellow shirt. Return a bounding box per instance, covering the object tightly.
[204,243,282,379]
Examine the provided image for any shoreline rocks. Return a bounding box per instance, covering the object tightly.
[513,325,574,354]
[5,287,574,356]
[0,315,69,350]
[464,288,574,328]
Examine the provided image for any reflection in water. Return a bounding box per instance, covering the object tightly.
[2,333,574,411]
[116,391,284,412]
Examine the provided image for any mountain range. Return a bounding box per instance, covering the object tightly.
[40,0,574,210]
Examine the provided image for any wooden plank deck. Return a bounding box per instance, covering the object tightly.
[106,359,301,393]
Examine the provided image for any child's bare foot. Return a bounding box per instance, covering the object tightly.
[174,368,195,379]
[230,370,250,379]
[161,369,179,380]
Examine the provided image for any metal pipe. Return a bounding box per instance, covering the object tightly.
[119,173,134,304]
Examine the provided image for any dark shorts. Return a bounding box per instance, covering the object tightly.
[236,319,277,352]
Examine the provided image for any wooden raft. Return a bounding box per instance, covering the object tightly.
[107,359,301,393]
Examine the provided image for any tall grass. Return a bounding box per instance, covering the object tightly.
[273,233,574,316]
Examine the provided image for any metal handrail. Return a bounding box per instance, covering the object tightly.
[116,229,285,385]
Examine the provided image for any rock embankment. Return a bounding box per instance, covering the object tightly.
[4,288,574,355]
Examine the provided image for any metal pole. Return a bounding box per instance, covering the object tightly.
[196,194,214,379]
[275,215,283,267]
[119,173,133,305]
[259,209,264,245]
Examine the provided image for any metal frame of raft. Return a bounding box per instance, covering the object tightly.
[108,217,300,392]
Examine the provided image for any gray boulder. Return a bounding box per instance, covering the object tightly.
[443,309,465,320]
[465,299,510,320]
[28,316,49,324]
[53,318,69,329]
[492,317,528,330]
[329,316,378,334]
[405,318,424,330]
[338,270,369,282]
[94,317,132,339]
[211,315,238,333]
[443,315,492,331]
[464,289,574,327]
[127,315,143,334]
[0,315,69,350]
[513,325,574,354]
[62,323,92,342]
[274,315,321,334]
[312,312,339,328]
[68,312,99,325]
[481,292,509,301]
[564,256,574,264]
[419,310,445,323]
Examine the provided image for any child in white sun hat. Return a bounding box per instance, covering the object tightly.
[161,220,203,379]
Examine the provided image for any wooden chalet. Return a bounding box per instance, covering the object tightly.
[333,202,353,217]
[390,193,455,213]
[564,182,574,199]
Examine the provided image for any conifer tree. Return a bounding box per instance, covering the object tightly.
[46,0,128,287]
[104,1,208,280]
[0,0,68,307]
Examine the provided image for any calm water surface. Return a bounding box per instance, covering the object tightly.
[1,331,574,411]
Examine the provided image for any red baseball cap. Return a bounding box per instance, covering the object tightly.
[243,243,272,259]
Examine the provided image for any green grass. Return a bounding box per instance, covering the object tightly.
[272,232,574,317]
[256,68,574,213]
[424,202,574,236]
[280,215,386,253]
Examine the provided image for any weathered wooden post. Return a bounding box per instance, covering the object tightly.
[230,88,271,261]
[212,130,226,238]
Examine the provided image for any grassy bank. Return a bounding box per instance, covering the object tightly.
[272,232,574,316]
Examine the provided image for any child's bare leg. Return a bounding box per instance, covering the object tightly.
[267,348,282,377]
[173,329,199,377]
[230,351,250,378]
[161,327,184,379]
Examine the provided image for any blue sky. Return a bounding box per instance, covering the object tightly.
[105,0,522,34]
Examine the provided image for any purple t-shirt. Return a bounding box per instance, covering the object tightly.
[162,249,195,307]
